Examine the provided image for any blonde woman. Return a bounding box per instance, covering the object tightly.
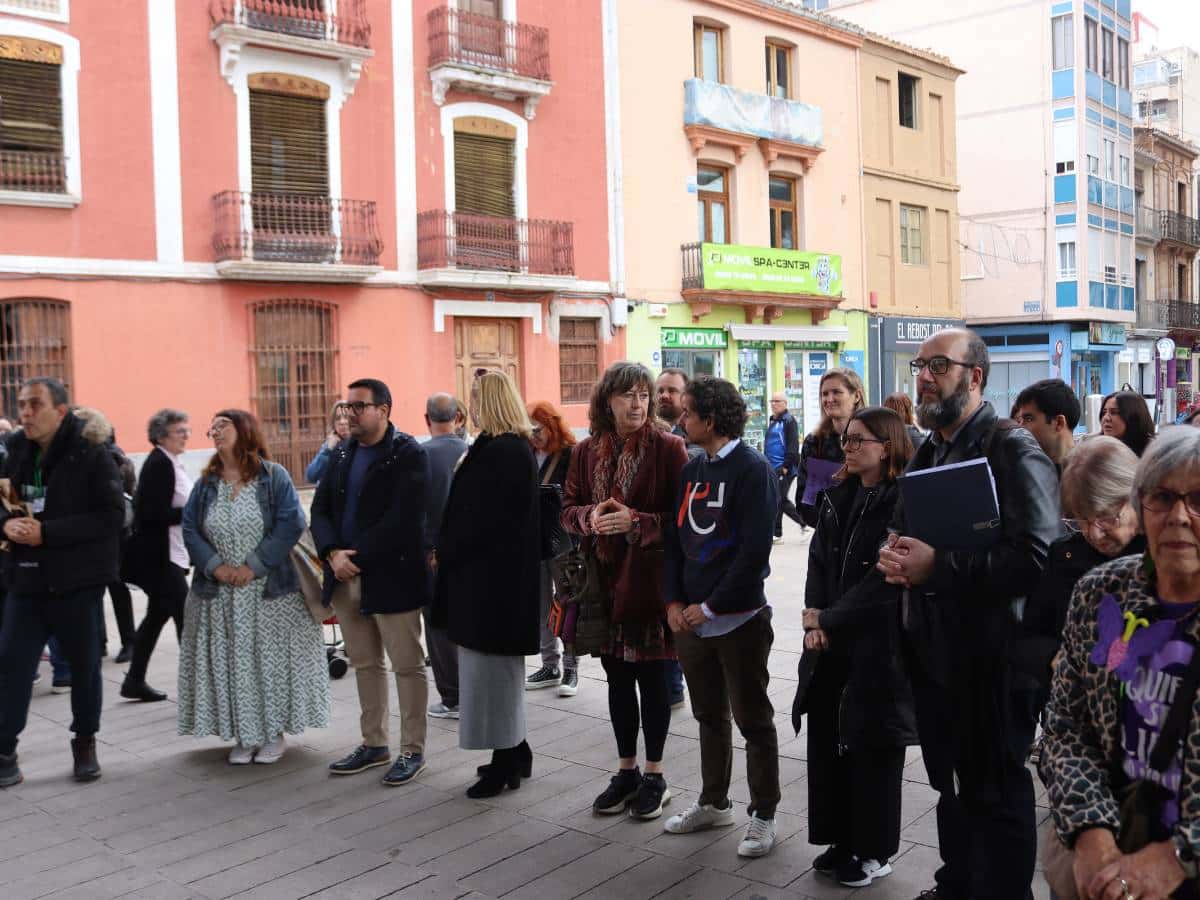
[796,367,866,526]
[432,370,540,798]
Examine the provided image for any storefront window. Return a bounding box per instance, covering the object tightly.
[738,346,770,451]
[662,349,719,380]
[1072,352,1104,400]
[784,351,805,432]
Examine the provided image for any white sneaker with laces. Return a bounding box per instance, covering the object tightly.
[228,742,257,765]
[254,735,286,764]
[663,800,736,834]
[737,814,776,857]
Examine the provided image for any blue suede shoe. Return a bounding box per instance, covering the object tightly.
[382,752,426,787]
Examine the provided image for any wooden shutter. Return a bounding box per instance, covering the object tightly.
[0,56,63,152]
[559,318,600,404]
[0,299,72,418]
[454,131,515,217]
[250,89,329,196]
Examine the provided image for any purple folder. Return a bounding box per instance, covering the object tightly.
[800,458,841,507]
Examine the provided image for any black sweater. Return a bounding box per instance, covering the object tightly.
[665,439,778,615]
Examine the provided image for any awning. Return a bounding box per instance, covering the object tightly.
[726,323,850,344]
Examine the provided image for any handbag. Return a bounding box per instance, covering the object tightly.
[548,544,610,656]
[290,527,330,626]
[1043,632,1200,898]
[539,483,572,561]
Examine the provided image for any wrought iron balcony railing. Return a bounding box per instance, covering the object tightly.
[1160,210,1200,248]
[210,0,370,48]
[212,191,382,267]
[0,150,66,194]
[427,7,550,81]
[1139,299,1200,331]
[417,210,573,276]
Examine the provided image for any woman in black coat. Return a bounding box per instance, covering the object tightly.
[795,368,865,526]
[433,371,540,798]
[121,409,193,702]
[795,407,916,888]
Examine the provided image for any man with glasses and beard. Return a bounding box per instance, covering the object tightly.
[875,329,1060,900]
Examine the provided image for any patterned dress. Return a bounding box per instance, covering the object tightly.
[177,481,330,746]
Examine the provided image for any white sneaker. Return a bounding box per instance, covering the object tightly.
[228,742,257,765]
[837,857,893,887]
[737,814,776,857]
[254,735,286,764]
[663,800,736,834]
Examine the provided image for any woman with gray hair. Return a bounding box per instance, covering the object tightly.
[121,408,193,702]
[1042,427,1200,899]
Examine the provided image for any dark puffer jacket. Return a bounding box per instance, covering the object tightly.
[794,476,916,751]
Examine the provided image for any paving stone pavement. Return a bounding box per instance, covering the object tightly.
[2,516,1056,899]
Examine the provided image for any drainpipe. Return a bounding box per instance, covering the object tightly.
[601,0,628,329]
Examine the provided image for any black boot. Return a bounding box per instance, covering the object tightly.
[71,736,101,782]
[467,746,520,798]
[120,679,167,702]
[0,752,22,788]
[476,740,532,778]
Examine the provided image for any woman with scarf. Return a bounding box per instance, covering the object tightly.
[562,361,688,821]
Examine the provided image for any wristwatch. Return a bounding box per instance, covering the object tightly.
[1175,833,1198,880]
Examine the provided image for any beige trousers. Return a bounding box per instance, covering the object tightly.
[330,579,427,755]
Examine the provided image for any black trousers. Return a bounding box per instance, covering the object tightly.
[422,605,458,708]
[0,585,105,754]
[908,650,1037,900]
[104,580,135,649]
[805,657,905,861]
[775,472,802,536]
[600,656,672,762]
[126,563,188,685]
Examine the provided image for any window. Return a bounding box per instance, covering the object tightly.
[1085,19,1098,73]
[1104,230,1117,283]
[1103,137,1115,182]
[559,318,600,404]
[1121,235,1133,285]
[900,205,925,265]
[1086,122,1100,176]
[697,164,729,244]
[765,41,790,98]
[898,72,919,129]
[1119,154,1130,187]
[1088,227,1102,277]
[452,118,518,270]
[1052,15,1073,70]
[694,23,723,83]
[0,298,71,418]
[1118,38,1129,89]
[251,299,338,484]
[1053,120,1076,174]
[1101,28,1114,82]
[769,175,798,250]
[1056,227,1077,278]
[0,40,65,193]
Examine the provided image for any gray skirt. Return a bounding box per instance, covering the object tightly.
[458,646,526,750]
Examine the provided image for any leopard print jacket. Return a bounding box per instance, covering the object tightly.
[1042,554,1200,855]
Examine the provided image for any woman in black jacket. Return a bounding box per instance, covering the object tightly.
[433,371,540,798]
[121,409,192,702]
[795,407,916,888]
[795,367,864,526]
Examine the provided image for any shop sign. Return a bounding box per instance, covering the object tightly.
[1158,337,1177,360]
[660,327,728,349]
[1178,348,1192,361]
[809,353,829,377]
[738,340,774,350]
[783,341,838,351]
[840,350,865,379]
[1088,322,1127,345]
[700,243,842,297]
[1023,300,1042,314]
[887,317,964,346]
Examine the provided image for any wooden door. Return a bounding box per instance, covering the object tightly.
[456,0,504,62]
[454,318,521,418]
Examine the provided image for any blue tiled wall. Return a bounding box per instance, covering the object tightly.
[1056,282,1079,308]
[1056,174,1078,203]
[1053,69,1075,100]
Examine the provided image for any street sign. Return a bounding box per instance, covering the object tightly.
[1157,337,1176,360]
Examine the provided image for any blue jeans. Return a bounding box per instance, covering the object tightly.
[48,636,71,681]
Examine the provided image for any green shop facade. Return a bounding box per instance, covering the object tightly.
[627,243,868,451]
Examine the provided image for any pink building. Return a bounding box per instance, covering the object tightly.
[0,0,623,479]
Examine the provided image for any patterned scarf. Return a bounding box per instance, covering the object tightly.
[590,423,652,562]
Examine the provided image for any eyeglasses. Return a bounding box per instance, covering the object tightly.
[207,420,233,439]
[909,356,975,376]
[1064,513,1125,535]
[618,391,650,404]
[1141,489,1200,518]
[840,433,886,451]
[344,401,381,415]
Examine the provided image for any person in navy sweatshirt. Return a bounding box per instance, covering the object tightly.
[663,375,780,860]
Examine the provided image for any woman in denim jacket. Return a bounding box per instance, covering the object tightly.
[178,409,330,765]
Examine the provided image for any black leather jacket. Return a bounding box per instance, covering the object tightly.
[892,401,1062,792]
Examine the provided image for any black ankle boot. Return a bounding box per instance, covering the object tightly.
[476,740,533,778]
[467,747,520,798]
[121,679,167,702]
[71,736,101,782]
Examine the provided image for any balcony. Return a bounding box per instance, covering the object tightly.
[680,241,843,323]
[683,79,824,171]
[1138,300,1200,332]
[209,1,373,92]
[0,150,66,193]
[427,8,552,120]
[1136,206,1160,244]
[212,191,383,281]
[416,210,575,290]
[0,0,66,21]
[1160,210,1200,249]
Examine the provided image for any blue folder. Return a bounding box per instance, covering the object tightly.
[898,457,1002,551]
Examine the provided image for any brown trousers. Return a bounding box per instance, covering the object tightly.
[331,579,427,755]
[675,609,780,818]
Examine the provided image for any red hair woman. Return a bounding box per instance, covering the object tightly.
[525,401,580,695]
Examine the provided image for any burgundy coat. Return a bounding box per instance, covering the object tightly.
[560,428,688,625]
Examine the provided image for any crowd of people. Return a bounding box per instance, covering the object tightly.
[1,326,1200,898]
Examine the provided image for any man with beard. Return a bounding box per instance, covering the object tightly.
[875,329,1060,900]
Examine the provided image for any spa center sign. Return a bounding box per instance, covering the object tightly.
[700,243,842,297]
